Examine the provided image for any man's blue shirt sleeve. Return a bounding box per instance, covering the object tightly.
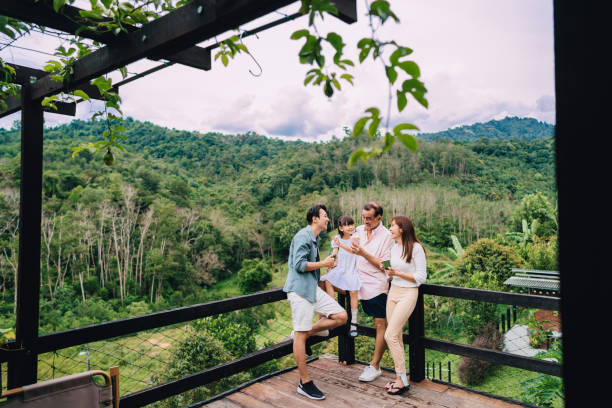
[291,238,310,273]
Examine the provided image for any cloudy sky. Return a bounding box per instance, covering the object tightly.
[0,0,555,141]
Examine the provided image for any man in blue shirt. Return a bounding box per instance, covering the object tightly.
[283,204,348,400]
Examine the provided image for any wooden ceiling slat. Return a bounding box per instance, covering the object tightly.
[0,0,211,70]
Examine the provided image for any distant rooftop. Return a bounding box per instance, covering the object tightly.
[504,268,560,291]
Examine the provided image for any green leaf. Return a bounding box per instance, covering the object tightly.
[119,66,128,79]
[357,38,374,63]
[369,0,399,24]
[397,134,418,152]
[340,73,353,85]
[315,52,325,68]
[291,29,310,40]
[398,61,420,77]
[352,117,369,138]
[365,107,380,118]
[389,46,413,65]
[396,90,407,112]
[101,0,113,9]
[326,32,343,52]
[394,123,419,152]
[79,10,104,20]
[73,89,90,101]
[401,79,427,93]
[383,132,395,152]
[385,65,397,84]
[53,0,66,13]
[412,92,429,108]
[347,148,365,168]
[304,75,315,86]
[324,79,333,97]
[368,116,381,139]
[331,78,341,90]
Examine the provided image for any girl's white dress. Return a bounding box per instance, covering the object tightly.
[320,235,361,291]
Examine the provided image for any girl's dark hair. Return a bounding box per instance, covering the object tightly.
[390,216,425,263]
[337,215,355,235]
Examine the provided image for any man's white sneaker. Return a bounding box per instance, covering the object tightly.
[358,365,382,382]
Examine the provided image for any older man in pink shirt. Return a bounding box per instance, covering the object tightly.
[350,202,394,382]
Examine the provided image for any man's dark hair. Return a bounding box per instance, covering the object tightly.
[363,202,383,217]
[307,204,328,225]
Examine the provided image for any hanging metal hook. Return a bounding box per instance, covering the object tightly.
[239,30,263,77]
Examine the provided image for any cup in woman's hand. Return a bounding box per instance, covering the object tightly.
[350,235,360,246]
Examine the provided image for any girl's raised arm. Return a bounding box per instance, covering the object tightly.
[334,236,353,253]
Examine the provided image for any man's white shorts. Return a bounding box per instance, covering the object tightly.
[287,287,345,331]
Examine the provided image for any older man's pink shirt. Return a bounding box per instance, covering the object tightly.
[354,223,394,300]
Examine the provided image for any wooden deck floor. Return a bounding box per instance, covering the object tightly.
[206,355,523,408]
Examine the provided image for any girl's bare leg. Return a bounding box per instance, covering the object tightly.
[349,290,359,336]
[349,291,358,310]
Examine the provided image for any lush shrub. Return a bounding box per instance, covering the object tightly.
[236,258,272,294]
[519,236,558,270]
[510,192,557,237]
[457,323,503,385]
[455,238,522,287]
[195,314,256,358]
[520,342,564,407]
[454,238,522,335]
[152,329,248,408]
[125,301,151,317]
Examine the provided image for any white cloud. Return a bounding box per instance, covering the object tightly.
[1,0,555,138]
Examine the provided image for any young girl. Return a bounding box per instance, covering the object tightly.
[320,215,361,337]
[383,216,427,395]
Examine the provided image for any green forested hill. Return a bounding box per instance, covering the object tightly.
[0,116,555,332]
[420,117,554,142]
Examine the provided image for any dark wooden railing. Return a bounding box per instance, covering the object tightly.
[1,284,561,406]
[347,284,562,379]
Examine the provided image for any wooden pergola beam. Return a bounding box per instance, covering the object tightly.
[24,0,299,101]
[0,0,212,71]
[3,94,76,117]
[10,64,114,99]
[0,64,116,118]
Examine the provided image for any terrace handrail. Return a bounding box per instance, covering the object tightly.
[1,283,562,407]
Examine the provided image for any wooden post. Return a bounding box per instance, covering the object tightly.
[408,292,425,381]
[337,293,354,365]
[8,84,43,388]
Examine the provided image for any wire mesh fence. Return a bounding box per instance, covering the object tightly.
[32,299,300,406]
[336,293,563,406]
[422,295,562,405]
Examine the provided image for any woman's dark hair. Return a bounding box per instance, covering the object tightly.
[390,216,425,263]
[337,214,355,235]
[306,204,328,225]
